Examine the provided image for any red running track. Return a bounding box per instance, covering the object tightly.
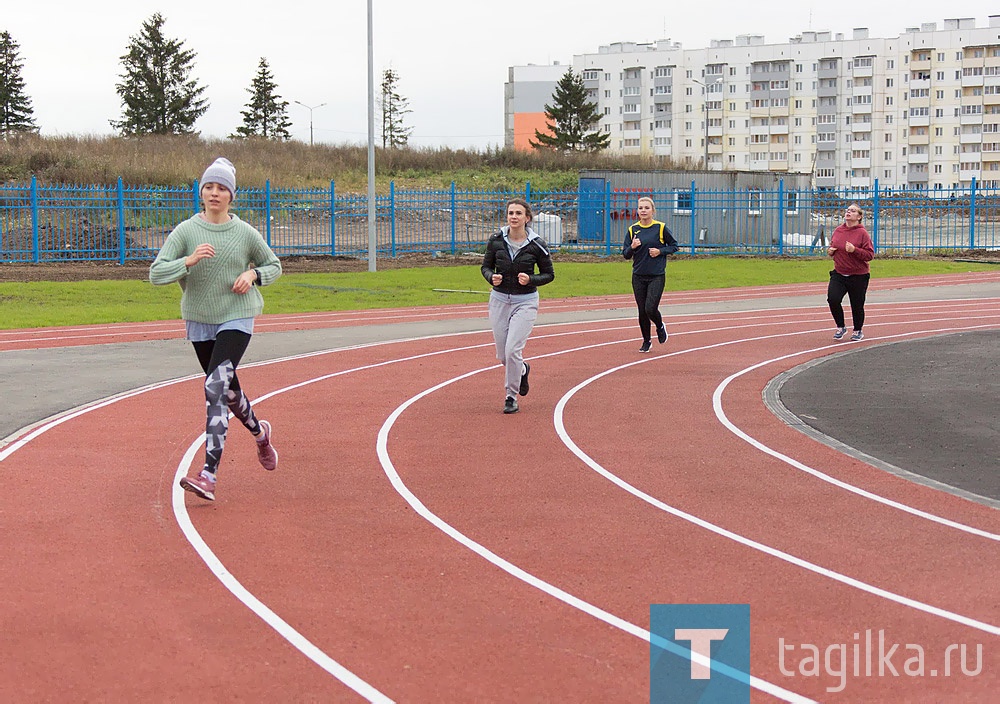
[1,273,999,702]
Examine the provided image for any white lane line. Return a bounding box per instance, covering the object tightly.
[712,324,1000,542]
[551,327,1000,636]
[374,367,815,704]
[170,442,394,703]
[6,302,996,699]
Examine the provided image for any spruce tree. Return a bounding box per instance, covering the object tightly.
[0,31,39,135]
[111,13,209,136]
[379,69,413,148]
[530,69,609,153]
[231,58,292,140]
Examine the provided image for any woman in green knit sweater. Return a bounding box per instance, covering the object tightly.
[150,157,283,501]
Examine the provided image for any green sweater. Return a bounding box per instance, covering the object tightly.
[149,214,282,324]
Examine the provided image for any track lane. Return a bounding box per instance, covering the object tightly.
[2,275,999,702]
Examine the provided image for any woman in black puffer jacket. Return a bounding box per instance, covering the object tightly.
[481,197,555,414]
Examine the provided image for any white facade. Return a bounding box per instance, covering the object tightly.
[507,16,1000,192]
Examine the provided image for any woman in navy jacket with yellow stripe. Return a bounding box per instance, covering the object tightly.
[622,197,679,352]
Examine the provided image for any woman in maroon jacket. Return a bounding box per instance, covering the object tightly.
[827,202,875,341]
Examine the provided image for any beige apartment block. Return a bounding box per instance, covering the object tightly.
[505,16,1000,192]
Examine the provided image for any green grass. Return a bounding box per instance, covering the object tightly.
[0,257,993,329]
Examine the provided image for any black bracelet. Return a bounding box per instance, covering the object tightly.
[254,268,261,285]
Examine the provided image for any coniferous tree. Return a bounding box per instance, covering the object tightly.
[530,69,609,153]
[231,58,292,140]
[111,13,208,136]
[0,31,39,135]
[379,69,413,148]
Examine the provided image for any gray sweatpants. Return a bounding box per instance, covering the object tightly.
[488,290,539,398]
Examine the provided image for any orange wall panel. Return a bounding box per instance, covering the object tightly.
[513,113,553,151]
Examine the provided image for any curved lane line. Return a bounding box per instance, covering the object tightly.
[7,300,997,698]
[550,328,1000,636]
[373,366,815,704]
[712,325,1000,542]
[170,442,395,703]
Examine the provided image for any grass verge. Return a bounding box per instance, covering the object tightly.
[0,258,993,329]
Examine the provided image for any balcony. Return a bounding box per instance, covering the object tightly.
[908,114,930,127]
[907,152,929,164]
[769,123,789,135]
[960,113,984,125]
[851,157,872,168]
[961,74,985,87]
[959,131,982,144]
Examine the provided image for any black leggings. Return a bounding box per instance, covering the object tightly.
[827,271,870,331]
[191,330,261,475]
[632,273,666,341]
[192,330,251,393]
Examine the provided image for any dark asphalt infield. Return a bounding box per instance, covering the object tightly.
[774,329,1000,508]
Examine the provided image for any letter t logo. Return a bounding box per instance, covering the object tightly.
[673,629,730,679]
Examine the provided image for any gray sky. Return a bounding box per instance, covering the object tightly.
[3,2,997,149]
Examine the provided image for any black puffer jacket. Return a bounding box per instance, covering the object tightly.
[481,229,555,295]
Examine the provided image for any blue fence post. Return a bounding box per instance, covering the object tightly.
[117,177,126,265]
[777,179,785,255]
[30,175,39,263]
[969,177,977,250]
[690,180,697,255]
[604,181,612,257]
[450,181,457,254]
[525,181,531,203]
[192,180,200,214]
[390,181,397,258]
[264,180,272,245]
[330,180,336,256]
[872,179,880,253]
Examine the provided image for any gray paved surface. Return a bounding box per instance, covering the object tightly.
[3,282,998,508]
[777,329,1000,507]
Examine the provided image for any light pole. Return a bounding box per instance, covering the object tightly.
[693,77,723,170]
[293,100,327,146]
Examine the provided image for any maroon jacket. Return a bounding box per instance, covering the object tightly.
[829,224,874,275]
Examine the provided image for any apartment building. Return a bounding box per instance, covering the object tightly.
[504,16,1000,192]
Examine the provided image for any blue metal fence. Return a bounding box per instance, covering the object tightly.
[1,177,998,263]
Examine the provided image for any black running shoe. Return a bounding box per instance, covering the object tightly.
[519,362,530,396]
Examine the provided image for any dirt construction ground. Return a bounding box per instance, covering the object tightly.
[0,252,629,283]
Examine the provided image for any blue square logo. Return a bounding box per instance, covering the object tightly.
[650,604,751,703]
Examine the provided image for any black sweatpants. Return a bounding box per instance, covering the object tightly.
[827,271,870,331]
[632,273,666,342]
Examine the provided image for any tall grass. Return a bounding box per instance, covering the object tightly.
[0,134,685,192]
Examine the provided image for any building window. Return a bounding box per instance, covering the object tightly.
[674,190,693,214]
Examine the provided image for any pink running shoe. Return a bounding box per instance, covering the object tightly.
[180,471,216,501]
[256,420,278,471]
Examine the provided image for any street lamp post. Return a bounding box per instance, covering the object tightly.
[293,100,327,146]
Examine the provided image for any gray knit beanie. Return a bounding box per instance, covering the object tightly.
[200,157,237,196]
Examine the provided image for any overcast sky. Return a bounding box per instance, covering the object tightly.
[3,2,997,150]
